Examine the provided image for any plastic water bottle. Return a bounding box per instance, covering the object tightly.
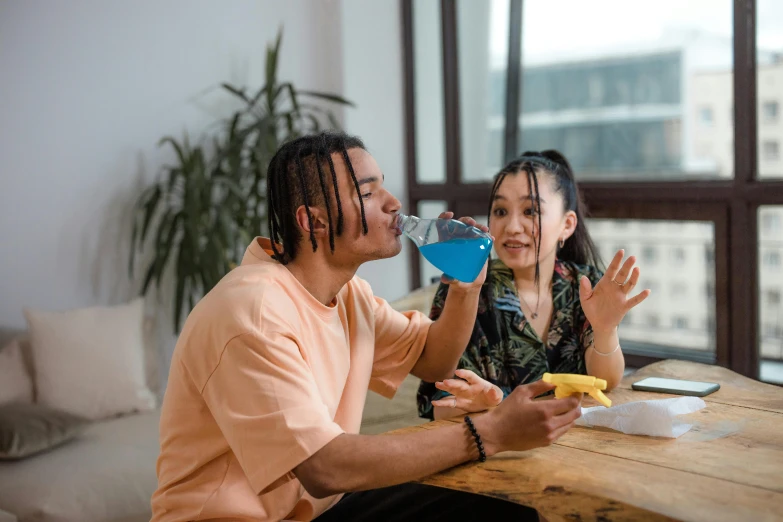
[396,213,493,282]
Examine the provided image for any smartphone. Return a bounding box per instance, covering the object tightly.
[631,377,720,397]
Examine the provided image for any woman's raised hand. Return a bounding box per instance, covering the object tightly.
[579,250,651,333]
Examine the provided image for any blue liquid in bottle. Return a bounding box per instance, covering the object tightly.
[419,237,492,282]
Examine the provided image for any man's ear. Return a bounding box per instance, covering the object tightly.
[295,205,329,236]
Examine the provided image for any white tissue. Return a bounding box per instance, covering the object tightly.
[575,396,707,438]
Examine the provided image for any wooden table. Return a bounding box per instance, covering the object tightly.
[389,360,783,521]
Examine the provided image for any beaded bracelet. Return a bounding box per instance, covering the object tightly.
[464,415,486,462]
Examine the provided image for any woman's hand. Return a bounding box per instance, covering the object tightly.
[580,250,651,333]
[431,369,503,413]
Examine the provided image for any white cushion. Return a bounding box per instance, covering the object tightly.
[23,298,156,420]
[0,409,159,522]
[0,340,33,405]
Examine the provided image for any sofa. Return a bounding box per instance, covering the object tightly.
[0,284,438,522]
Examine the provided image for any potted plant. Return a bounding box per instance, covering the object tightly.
[129,30,354,331]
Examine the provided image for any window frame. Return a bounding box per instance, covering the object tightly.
[401,0,783,378]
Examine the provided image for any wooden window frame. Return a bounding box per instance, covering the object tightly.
[401,0,783,378]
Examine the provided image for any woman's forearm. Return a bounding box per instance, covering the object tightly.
[585,327,624,390]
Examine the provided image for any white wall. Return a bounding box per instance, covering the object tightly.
[341,0,410,302]
[0,0,407,383]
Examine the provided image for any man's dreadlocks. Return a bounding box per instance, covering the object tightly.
[266,131,369,264]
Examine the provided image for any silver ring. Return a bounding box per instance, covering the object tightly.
[612,279,624,286]
[452,396,457,408]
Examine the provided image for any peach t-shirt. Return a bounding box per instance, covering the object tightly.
[151,237,432,521]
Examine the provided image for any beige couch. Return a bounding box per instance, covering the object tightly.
[0,327,162,522]
[0,284,439,522]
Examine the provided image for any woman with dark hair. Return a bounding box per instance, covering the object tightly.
[417,150,651,420]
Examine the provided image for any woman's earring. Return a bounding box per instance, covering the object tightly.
[559,238,565,248]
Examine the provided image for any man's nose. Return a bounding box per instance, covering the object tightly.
[386,191,402,214]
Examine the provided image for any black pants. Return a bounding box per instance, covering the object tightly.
[313,483,539,521]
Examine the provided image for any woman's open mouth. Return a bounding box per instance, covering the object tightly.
[503,241,531,253]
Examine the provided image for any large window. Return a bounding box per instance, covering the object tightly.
[412,0,447,184]
[457,0,510,183]
[759,206,783,383]
[517,0,733,183]
[588,219,717,361]
[402,0,783,381]
[757,0,783,179]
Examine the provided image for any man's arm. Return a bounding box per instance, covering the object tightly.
[408,212,490,383]
[411,286,481,382]
[294,380,581,498]
[294,420,476,498]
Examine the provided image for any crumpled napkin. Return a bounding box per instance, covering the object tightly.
[575,396,707,438]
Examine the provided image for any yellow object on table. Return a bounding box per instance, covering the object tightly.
[542,372,612,407]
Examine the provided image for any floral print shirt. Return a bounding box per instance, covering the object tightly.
[417,258,603,420]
